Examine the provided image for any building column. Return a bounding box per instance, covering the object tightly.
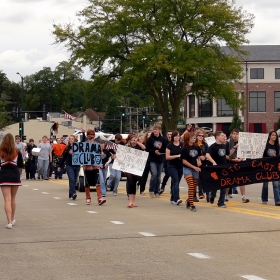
[212,123,217,132]
[212,100,217,117]
[194,97,199,117]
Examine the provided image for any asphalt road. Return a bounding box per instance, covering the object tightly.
[0,174,279,280]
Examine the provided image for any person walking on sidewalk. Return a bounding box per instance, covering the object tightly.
[0,133,22,229]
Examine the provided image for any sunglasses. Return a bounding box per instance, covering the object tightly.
[198,135,204,137]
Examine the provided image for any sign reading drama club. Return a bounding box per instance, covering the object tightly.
[72,142,102,166]
[200,156,280,192]
[112,145,149,176]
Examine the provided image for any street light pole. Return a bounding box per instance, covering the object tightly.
[16,72,24,111]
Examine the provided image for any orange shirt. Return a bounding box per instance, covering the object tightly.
[52,144,66,157]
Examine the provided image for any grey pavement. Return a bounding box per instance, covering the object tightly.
[0,174,279,280]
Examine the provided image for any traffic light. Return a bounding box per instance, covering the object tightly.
[121,107,126,121]
[22,135,26,141]
[19,122,24,138]
[142,111,146,120]
[42,104,47,120]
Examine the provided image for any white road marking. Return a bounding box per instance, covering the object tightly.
[41,192,49,194]
[22,185,28,186]
[33,189,38,190]
[179,186,186,189]
[241,275,267,280]
[53,197,61,200]
[67,203,77,206]
[110,221,124,225]
[138,232,156,237]
[87,211,98,214]
[188,253,211,259]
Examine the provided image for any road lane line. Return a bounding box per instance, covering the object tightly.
[87,211,98,214]
[41,192,49,194]
[241,275,267,280]
[53,197,61,199]
[67,203,77,206]
[33,189,38,190]
[111,221,124,224]
[188,253,211,259]
[139,232,156,237]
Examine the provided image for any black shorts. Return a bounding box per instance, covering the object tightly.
[84,169,99,187]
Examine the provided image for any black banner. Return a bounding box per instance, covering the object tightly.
[200,156,280,192]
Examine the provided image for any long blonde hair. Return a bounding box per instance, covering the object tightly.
[0,133,17,161]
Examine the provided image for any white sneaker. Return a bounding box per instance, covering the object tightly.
[113,192,118,196]
[140,191,145,195]
[11,220,16,226]
[176,199,182,205]
[5,223,12,229]
[170,201,176,204]
[149,192,155,198]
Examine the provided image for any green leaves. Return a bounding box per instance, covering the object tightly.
[53,0,254,130]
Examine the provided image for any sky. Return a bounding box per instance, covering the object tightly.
[1,0,280,83]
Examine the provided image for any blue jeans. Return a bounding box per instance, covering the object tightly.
[38,159,49,179]
[106,164,121,193]
[99,168,108,195]
[66,165,80,198]
[168,164,183,202]
[262,181,280,205]
[149,162,163,194]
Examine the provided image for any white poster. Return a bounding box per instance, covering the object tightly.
[204,136,216,147]
[112,145,149,176]
[237,132,268,159]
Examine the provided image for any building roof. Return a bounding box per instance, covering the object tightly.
[83,108,106,121]
[222,45,280,62]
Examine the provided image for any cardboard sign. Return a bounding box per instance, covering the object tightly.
[112,145,148,176]
[72,142,102,166]
[237,132,268,159]
[204,136,216,147]
[200,156,280,192]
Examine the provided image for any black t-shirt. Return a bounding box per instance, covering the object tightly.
[181,145,200,167]
[166,142,183,168]
[206,142,229,165]
[101,148,111,166]
[263,142,279,157]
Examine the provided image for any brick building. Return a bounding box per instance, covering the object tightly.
[184,45,280,134]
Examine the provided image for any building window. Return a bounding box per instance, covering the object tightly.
[217,98,233,116]
[250,68,264,79]
[249,91,266,112]
[274,92,280,112]
[198,97,212,117]
[276,68,280,79]
[189,95,195,118]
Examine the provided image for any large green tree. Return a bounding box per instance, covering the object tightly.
[53,0,254,129]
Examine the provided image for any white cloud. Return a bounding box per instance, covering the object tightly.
[33,51,68,68]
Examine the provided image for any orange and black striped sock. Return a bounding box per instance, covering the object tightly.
[185,175,195,206]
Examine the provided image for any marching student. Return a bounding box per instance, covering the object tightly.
[58,135,79,200]
[82,129,106,205]
[0,133,22,229]
[99,140,111,197]
[166,131,183,205]
[226,129,250,203]
[37,135,52,180]
[181,132,201,212]
[145,124,167,197]
[261,130,280,206]
[206,131,230,208]
[125,135,145,207]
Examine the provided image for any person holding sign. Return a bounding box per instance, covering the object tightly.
[261,131,280,206]
[81,129,106,206]
[58,135,79,200]
[181,132,201,212]
[205,131,229,208]
[125,135,146,207]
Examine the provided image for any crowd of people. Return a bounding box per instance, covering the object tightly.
[1,123,280,229]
